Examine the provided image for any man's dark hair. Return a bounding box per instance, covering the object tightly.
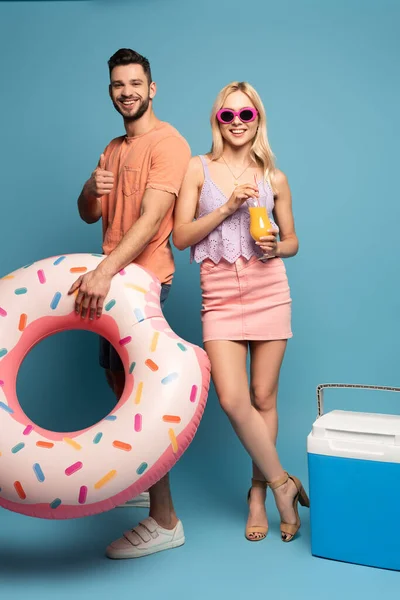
[108,49,152,84]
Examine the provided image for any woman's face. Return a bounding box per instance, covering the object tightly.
[218,90,259,148]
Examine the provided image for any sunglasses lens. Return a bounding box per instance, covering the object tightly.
[219,110,234,123]
[240,109,255,122]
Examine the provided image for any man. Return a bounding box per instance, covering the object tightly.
[69,48,191,559]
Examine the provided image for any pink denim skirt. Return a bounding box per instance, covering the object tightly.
[200,256,292,342]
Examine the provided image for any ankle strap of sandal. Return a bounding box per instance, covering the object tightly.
[267,472,289,490]
[251,478,267,489]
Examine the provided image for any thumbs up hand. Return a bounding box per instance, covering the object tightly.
[86,153,114,197]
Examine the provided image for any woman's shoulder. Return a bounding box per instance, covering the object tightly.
[188,155,205,170]
[270,168,288,187]
[185,155,207,184]
[191,153,213,164]
[269,168,291,199]
[189,154,214,172]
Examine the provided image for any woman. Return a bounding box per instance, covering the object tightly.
[173,82,309,542]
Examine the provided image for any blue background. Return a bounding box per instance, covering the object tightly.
[0,0,399,598]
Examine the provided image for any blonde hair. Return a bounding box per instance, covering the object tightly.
[210,81,276,186]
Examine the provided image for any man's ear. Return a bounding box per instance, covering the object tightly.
[149,81,157,100]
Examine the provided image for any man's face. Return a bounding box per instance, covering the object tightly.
[109,64,155,121]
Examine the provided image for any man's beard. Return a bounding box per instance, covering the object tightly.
[113,95,151,122]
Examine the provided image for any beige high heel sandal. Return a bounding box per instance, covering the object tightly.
[245,479,268,542]
[267,472,310,542]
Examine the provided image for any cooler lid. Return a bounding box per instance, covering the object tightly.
[312,410,400,443]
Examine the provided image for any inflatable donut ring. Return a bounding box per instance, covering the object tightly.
[0,253,210,519]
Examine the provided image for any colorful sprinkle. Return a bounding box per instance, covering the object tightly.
[23,425,34,435]
[50,498,62,509]
[162,373,179,385]
[134,308,145,322]
[190,385,198,403]
[94,470,117,490]
[0,380,4,387]
[0,349,7,359]
[79,486,88,504]
[1,275,14,280]
[14,481,26,500]
[11,443,25,454]
[37,269,46,284]
[53,256,66,265]
[36,441,54,449]
[129,362,136,374]
[70,267,87,274]
[162,415,181,424]
[177,343,187,352]
[91,253,103,257]
[0,402,13,414]
[134,381,143,405]
[63,437,82,450]
[23,262,34,269]
[145,359,159,372]
[119,269,126,276]
[134,414,142,432]
[93,432,103,444]
[18,313,27,331]
[0,307,7,317]
[136,462,148,475]
[168,429,178,453]
[50,292,62,310]
[105,415,117,421]
[105,299,116,311]
[15,288,27,295]
[65,461,83,476]
[151,332,159,352]
[112,441,132,452]
[119,336,132,346]
[33,463,45,483]
[125,283,147,294]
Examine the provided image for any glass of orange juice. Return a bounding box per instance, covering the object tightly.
[249,206,274,260]
[249,206,273,240]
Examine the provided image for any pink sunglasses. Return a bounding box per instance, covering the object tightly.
[216,107,259,124]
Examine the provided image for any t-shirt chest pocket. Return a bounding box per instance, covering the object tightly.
[122,166,141,196]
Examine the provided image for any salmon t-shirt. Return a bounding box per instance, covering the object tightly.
[100,121,191,285]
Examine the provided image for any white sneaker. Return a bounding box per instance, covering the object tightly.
[106,517,185,559]
[117,492,150,508]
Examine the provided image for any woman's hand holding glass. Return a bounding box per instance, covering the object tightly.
[256,229,279,258]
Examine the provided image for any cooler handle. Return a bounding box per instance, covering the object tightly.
[317,383,400,418]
